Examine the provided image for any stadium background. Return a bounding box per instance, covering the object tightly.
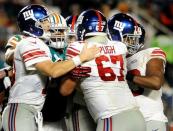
[0,0,173,130]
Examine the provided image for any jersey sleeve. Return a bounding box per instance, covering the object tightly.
[66,41,82,59]
[149,48,166,63]
[19,39,51,69]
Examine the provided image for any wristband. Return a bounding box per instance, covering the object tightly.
[4,69,8,77]
[72,56,82,67]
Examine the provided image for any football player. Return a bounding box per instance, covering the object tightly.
[108,13,168,131]
[41,12,70,131]
[3,13,74,131]
[66,15,96,131]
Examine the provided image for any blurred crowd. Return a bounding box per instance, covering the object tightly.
[0,0,173,128]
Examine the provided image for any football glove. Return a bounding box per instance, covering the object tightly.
[71,66,91,79]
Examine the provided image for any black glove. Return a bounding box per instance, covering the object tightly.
[126,72,135,82]
[70,66,91,79]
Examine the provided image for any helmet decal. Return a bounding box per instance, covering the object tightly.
[134,26,142,35]
[23,10,34,20]
[113,20,125,31]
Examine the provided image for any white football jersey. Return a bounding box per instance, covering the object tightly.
[127,47,168,122]
[8,36,52,110]
[67,40,137,122]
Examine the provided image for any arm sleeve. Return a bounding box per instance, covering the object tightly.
[19,40,51,69]
[149,48,166,63]
[66,42,82,59]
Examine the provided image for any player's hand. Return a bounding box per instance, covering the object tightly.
[70,66,91,79]
[79,42,100,62]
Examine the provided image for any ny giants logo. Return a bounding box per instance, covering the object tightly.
[23,10,34,20]
[113,20,125,31]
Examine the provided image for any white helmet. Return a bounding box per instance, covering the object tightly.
[48,13,68,49]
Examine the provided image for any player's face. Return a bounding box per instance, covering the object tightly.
[39,18,51,32]
[123,35,140,46]
[50,29,66,42]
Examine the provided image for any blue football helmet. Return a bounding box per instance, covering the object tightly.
[76,9,107,41]
[66,15,78,43]
[17,4,51,39]
[66,15,78,36]
[108,13,145,54]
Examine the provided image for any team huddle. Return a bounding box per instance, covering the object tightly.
[0,4,168,131]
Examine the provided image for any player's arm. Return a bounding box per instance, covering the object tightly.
[59,77,77,96]
[5,35,20,66]
[0,71,7,105]
[128,58,165,90]
[5,47,15,66]
[35,43,100,78]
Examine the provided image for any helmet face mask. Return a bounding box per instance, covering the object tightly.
[108,13,145,55]
[123,34,142,54]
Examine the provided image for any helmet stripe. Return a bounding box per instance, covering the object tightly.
[71,15,77,31]
[57,14,63,24]
[54,13,60,24]
[95,11,102,32]
[52,15,56,24]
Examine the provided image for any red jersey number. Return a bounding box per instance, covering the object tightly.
[95,55,125,81]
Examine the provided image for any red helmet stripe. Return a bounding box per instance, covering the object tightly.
[71,15,77,32]
[96,11,102,32]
